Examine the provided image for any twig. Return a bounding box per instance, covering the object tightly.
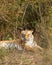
[21,2,29,23]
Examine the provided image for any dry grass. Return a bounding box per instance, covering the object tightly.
[0,48,44,65]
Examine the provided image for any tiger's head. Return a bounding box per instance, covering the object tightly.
[21,30,33,41]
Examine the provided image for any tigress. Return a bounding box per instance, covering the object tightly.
[0,29,43,51]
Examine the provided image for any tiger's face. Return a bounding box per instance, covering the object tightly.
[21,30,33,41]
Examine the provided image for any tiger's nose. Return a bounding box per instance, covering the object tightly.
[25,34,29,39]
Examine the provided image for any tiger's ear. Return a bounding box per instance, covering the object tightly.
[21,30,24,34]
[31,30,33,34]
[21,30,25,34]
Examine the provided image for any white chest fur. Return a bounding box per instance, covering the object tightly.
[25,35,36,48]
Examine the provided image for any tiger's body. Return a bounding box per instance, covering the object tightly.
[0,30,43,51]
[0,39,24,50]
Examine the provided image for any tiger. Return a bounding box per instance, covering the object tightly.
[0,29,43,51]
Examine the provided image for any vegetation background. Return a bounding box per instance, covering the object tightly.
[0,0,52,65]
